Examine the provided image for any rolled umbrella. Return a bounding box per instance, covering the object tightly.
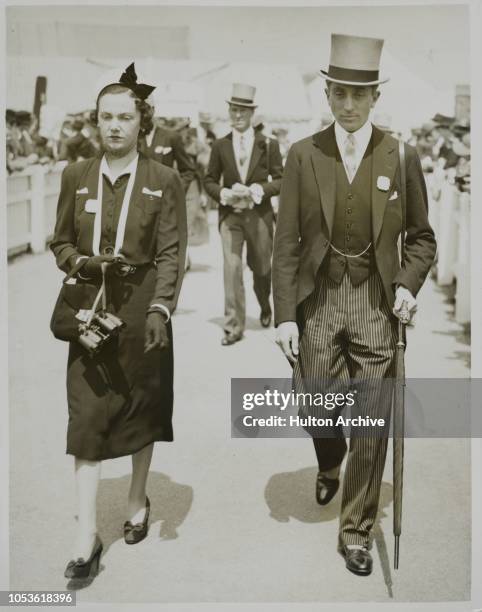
[393,312,408,570]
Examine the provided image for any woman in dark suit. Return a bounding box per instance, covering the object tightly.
[50,64,187,581]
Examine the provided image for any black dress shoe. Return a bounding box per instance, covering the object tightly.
[260,310,272,328]
[316,472,340,505]
[340,546,373,576]
[221,333,243,346]
[64,535,103,579]
[124,497,150,545]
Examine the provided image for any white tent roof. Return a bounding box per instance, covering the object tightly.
[7,57,312,123]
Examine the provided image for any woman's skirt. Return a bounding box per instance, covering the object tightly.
[65,264,174,461]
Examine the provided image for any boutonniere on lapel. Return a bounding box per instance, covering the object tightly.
[377,176,391,192]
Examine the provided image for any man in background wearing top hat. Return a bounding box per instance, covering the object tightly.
[273,34,436,575]
[205,83,283,345]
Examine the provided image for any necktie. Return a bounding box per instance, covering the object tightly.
[344,133,357,183]
[239,134,247,168]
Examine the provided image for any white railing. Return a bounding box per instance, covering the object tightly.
[7,162,67,257]
[7,164,471,325]
[426,172,470,325]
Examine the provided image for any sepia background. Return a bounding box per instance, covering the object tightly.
[4,2,474,606]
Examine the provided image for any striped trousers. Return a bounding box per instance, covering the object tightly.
[293,271,397,548]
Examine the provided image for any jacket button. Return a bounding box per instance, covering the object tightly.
[347,208,352,214]
[348,194,353,200]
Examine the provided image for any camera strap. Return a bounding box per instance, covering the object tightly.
[92,155,139,257]
[85,263,108,327]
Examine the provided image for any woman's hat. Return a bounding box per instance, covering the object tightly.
[96,63,156,103]
[320,33,389,86]
[226,83,257,108]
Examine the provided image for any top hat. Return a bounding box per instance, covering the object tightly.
[226,83,257,108]
[320,33,389,86]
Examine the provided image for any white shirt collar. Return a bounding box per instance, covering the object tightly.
[334,120,372,156]
[232,126,255,143]
[100,153,139,185]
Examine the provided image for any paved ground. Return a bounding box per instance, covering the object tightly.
[8,211,470,605]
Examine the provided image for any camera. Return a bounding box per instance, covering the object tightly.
[78,312,125,357]
[93,312,125,334]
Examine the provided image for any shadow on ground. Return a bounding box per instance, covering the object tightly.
[208,315,266,332]
[96,472,193,554]
[264,466,395,596]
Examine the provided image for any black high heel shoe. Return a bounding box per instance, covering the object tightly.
[124,496,150,545]
[64,535,103,579]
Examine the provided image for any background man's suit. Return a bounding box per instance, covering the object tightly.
[273,122,436,548]
[205,130,283,336]
[139,125,196,193]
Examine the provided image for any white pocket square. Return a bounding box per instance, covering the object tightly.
[388,190,399,201]
[76,187,88,194]
[142,187,163,198]
[154,145,172,155]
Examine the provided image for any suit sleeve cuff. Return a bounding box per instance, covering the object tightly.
[75,256,91,280]
[148,303,171,322]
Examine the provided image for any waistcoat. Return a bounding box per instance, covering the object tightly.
[325,141,375,284]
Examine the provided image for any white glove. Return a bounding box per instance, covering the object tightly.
[393,286,417,325]
[275,321,299,364]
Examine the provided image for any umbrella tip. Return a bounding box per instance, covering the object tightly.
[394,536,400,570]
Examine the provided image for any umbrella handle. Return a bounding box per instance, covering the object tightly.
[397,301,409,346]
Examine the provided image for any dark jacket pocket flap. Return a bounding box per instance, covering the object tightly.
[139,194,163,214]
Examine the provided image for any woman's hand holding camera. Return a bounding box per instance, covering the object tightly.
[144,312,169,352]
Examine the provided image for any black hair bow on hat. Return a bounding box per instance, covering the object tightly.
[119,63,156,100]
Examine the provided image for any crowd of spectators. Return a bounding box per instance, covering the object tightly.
[5,108,221,176]
[408,113,471,194]
[6,108,102,174]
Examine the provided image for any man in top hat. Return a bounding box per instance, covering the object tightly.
[272,34,436,575]
[204,83,283,345]
[138,109,196,193]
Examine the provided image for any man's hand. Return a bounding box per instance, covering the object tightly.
[220,188,236,206]
[144,312,169,352]
[275,321,299,364]
[231,182,251,198]
[393,286,417,325]
[231,183,254,211]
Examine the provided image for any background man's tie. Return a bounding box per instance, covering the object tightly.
[344,133,357,183]
[239,134,247,168]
